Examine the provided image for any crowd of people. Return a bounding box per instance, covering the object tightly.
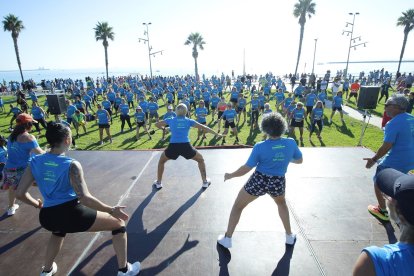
[0,71,413,275]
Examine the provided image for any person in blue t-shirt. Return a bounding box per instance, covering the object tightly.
[31,102,47,134]
[119,99,132,133]
[126,90,135,108]
[309,101,324,140]
[289,102,306,141]
[113,93,122,117]
[210,93,220,122]
[195,100,208,140]
[281,94,294,116]
[7,104,22,129]
[353,168,414,276]
[274,88,285,112]
[217,112,303,249]
[293,83,305,100]
[305,90,317,119]
[236,93,247,124]
[161,105,176,141]
[96,104,112,145]
[0,135,7,182]
[147,97,159,130]
[16,122,140,276]
[317,90,327,106]
[2,113,44,216]
[65,100,77,125]
[221,103,239,144]
[364,94,414,222]
[250,94,260,129]
[263,103,272,115]
[101,95,113,123]
[134,106,151,141]
[153,103,221,189]
[329,91,345,124]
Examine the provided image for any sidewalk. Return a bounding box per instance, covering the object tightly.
[324,99,383,128]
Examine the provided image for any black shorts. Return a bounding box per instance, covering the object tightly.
[165,143,197,160]
[218,111,224,119]
[290,120,304,127]
[224,121,236,129]
[39,199,97,234]
[136,121,145,127]
[349,92,358,98]
[149,112,158,119]
[237,107,245,113]
[306,106,313,114]
[332,106,342,112]
[244,171,285,197]
[230,98,238,104]
[211,106,217,110]
[99,124,110,129]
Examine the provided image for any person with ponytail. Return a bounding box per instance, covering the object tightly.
[16,122,140,276]
[2,113,44,216]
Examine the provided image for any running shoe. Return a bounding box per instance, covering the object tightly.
[40,262,57,276]
[202,178,211,188]
[285,233,297,245]
[7,204,19,216]
[368,205,389,221]
[217,234,232,248]
[153,180,163,190]
[117,261,141,276]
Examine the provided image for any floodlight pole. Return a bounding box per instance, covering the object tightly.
[139,23,165,79]
[311,38,318,75]
[344,13,357,78]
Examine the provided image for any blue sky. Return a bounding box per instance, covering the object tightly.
[1,0,413,76]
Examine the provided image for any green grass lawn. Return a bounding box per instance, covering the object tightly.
[0,92,385,152]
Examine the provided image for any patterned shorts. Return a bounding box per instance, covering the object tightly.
[1,167,25,190]
[244,171,286,197]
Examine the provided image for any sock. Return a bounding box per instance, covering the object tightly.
[119,266,128,273]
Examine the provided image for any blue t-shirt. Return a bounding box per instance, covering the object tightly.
[148,102,159,114]
[163,111,177,120]
[312,107,324,120]
[5,139,39,169]
[294,86,305,96]
[139,101,148,113]
[114,97,122,106]
[332,95,343,108]
[30,153,77,208]
[238,98,247,108]
[134,112,145,122]
[107,92,116,101]
[195,107,208,123]
[292,108,305,121]
[211,97,220,108]
[251,99,259,110]
[97,109,109,124]
[246,138,302,176]
[306,93,317,107]
[164,116,196,143]
[381,113,414,173]
[318,92,327,102]
[31,106,44,119]
[0,146,7,163]
[223,109,237,122]
[363,242,414,276]
[102,100,111,109]
[275,92,285,103]
[283,98,293,108]
[119,103,129,115]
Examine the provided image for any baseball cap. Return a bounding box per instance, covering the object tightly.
[16,113,38,125]
[377,168,414,225]
[167,105,173,110]
[136,106,142,110]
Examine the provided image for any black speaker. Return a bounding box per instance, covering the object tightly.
[47,94,67,115]
[357,86,380,110]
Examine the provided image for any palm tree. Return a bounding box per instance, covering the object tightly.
[293,0,316,76]
[185,33,206,81]
[2,14,25,83]
[94,22,115,81]
[396,9,414,74]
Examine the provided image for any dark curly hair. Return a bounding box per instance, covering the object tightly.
[260,112,287,137]
[45,122,71,148]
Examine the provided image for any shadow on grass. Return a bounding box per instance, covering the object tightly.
[246,128,261,145]
[334,122,355,138]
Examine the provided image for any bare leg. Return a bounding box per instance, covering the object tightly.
[8,188,15,208]
[272,195,292,234]
[99,128,104,143]
[375,184,386,210]
[87,211,127,268]
[105,128,112,142]
[157,152,169,182]
[192,152,207,182]
[43,234,65,271]
[225,188,258,237]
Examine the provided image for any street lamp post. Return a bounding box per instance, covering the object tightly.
[311,38,318,75]
[342,12,367,79]
[138,22,164,78]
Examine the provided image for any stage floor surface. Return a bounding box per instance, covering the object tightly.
[0,147,400,276]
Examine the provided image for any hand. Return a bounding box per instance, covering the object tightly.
[363,158,376,169]
[110,206,129,221]
[224,173,232,182]
[37,198,43,209]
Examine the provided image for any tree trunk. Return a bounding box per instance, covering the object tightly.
[13,37,24,84]
[194,57,199,82]
[294,24,305,76]
[104,45,109,81]
[397,31,408,74]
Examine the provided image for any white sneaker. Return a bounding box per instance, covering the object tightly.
[117,261,141,276]
[285,233,297,245]
[7,204,19,216]
[40,262,57,276]
[217,234,232,248]
[202,178,211,189]
[153,180,163,189]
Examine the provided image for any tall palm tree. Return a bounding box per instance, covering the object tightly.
[293,0,316,76]
[2,14,25,83]
[94,22,114,81]
[396,9,414,74]
[185,33,206,81]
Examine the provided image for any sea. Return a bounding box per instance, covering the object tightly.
[1,61,413,83]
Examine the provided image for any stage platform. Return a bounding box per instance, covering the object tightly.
[0,148,399,276]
